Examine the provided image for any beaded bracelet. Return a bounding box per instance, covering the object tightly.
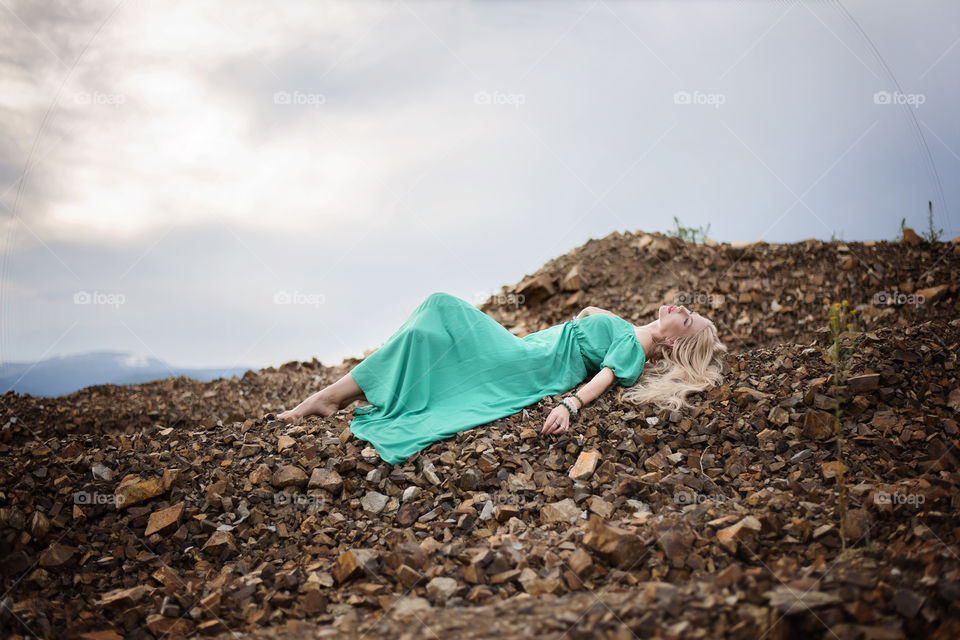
[559,398,577,419]
[572,393,585,409]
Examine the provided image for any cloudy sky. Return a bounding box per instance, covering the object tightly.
[1,0,957,372]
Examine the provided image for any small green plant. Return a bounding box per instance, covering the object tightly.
[668,216,711,244]
[893,217,906,242]
[826,300,859,551]
[922,200,942,242]
[830,230,844,242]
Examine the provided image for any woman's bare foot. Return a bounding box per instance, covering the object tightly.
[277,389,339,421]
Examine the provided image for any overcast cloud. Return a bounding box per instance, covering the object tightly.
[1,0,957,371]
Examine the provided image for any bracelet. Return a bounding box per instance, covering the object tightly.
[572,392,585,409]
[559,398,577,419]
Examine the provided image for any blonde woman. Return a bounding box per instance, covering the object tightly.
[278,292,726,464]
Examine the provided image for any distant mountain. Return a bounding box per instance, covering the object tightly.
[0,350,254,397]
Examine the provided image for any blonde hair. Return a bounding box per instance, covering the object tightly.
[619,319,727,413]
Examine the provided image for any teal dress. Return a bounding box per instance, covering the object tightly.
[348,292,645,464]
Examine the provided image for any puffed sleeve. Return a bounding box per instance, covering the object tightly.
[600,335,646,386]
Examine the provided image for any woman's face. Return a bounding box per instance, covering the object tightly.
[657,304,709,342]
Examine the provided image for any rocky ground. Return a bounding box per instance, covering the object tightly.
[1,230,959,640]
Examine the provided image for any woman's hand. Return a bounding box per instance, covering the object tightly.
[541,404,571,436]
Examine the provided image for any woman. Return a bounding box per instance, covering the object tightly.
[278,291,726,464]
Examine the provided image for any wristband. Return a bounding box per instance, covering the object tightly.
[560,398,577,419]
[572,393,585,409]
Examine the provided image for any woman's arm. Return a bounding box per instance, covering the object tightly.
[573,366,615,407]
[575,306,620,319]
[541,367,615,435]
[577,306,620,319]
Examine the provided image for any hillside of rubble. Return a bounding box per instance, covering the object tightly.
[1,230,959,640]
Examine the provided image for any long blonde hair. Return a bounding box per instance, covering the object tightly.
[619,319,727,413]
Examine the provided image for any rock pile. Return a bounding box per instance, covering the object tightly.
[1,231,958,639]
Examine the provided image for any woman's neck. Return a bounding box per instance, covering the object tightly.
[634,320,662,360]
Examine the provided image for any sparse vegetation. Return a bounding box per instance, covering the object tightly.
[825,299,858,551]
[922,200,943,243]
[894,217,906,242]
[668,216,711,244]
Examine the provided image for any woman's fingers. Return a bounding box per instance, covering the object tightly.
[541,408,570,436]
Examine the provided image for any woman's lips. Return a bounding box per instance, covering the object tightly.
[668,305,675,313]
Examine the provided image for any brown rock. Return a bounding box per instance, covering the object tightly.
[144,502,184,537]
[276,434,296,452]
[766,586,841,614]
[114,474,163,509]
[425,577,460,604]
[100,585,152,608]
[892,588,925,618]
[901,227,922,246]
[560,264,584,291]
[397,564,424,588]
[145,615,192,637]
[567,548,594,579]
[248,464,272,485]
[582,514,645,569]
[38,542,76,568]
[540,498,581,524]
[822,460,846,479]
[842,508,872,540]
[308,467,343,493]
[568,450,601,481]
[948,388,960,413]
[715,563,743,588]
[515,274,556,305]
[802,409,835,440]
[716,516,761,553]
[333,549,378,584]
[272,465,308,488]
[847,374,880,393]
[201,530,235,555]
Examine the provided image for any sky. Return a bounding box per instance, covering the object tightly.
[1,0,958,372]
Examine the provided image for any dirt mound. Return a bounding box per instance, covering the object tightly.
[1,232,958,640]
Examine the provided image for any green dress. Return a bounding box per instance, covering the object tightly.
[348,292,645,464]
